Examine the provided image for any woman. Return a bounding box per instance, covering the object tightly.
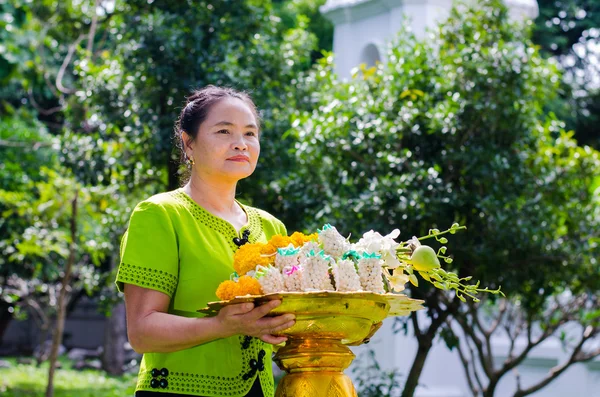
[116,86,296,397]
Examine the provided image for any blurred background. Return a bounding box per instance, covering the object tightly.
[0,0,598,396]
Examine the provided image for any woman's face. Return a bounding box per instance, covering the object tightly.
[185,97,260,182]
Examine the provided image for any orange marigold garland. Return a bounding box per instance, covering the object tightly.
[290,231,318,247]
[237,275,262,295]
[216,275,263,300]
[233,243,272,275]
[215,280,238,301]
[261,234,294,256]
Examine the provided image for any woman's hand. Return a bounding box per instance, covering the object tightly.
[216,299,295,344]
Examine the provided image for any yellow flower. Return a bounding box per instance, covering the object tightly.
[234,243,272,275]
[290,231,318,247]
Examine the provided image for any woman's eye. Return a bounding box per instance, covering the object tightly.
[217,129,229,134]
[245,131,256,136]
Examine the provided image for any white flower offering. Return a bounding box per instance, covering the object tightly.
[318,224,350,258]
[255,265,285,294]
[282,264,303,292]
[218,222,501,304]
[332,259,362,292]
[300,250,335,291]
[275,244,300,271]
[357,253,385,294]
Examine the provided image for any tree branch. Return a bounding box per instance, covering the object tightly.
[513,326,599,397]
[87,0,99,55]
[411,310,423,342]
[56,35,85,94]
[0,140,53,149]
[486,299,507,337]
[450,320,479,396]
[454,309,493,377]
[28,88,65,116]
[468,302,494,373]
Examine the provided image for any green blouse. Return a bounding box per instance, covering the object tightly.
[115,188,287,397]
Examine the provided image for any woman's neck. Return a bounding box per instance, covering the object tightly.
[184,173,239,215]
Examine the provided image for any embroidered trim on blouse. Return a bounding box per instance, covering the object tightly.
[171,190,265,252]
[118,262,178,297]
[136,336,273,396]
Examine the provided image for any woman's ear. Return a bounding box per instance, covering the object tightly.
[181,131,193,153]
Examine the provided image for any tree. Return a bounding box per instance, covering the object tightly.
[448,294,599,397]
[0,0,322,375]
[277,1,600,395]
[533,0,600,149]
[0,109,58,345]
[73,0,316,190]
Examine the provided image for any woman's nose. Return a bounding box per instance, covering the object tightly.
[233,135,248,151]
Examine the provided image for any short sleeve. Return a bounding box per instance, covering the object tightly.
[115,201,179,298]
[276,219,287,236]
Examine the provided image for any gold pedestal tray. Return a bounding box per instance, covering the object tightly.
[198,291,424,397]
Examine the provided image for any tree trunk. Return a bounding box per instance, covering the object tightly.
[0,303,13,346]
[401,337,435,397]
[102,301,126,375]
[46,191,78,397]
[102,253,127,376]
[483,377,500,397]
[401,295,460,397]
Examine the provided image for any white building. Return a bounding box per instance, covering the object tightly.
[321,0,539,79]
[320,1,600,395]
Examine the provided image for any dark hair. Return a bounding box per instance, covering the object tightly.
[173,85,261,171]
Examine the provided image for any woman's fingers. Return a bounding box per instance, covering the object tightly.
[260,334,288,345]
[270,319,296,333]
[221,299,296,339]
[222,302,255,316]
[253,315,295,338]
[258,318,295,344]
[242,299,282,321]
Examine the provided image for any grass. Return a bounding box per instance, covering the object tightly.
[0,357,137,397]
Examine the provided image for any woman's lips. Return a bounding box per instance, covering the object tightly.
[227,155,250,162]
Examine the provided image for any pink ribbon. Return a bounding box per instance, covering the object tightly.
[285,265,300,276]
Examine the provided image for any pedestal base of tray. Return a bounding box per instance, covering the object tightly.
[275,372,357,397]
[197,292,426,397]
[274,338,357,397]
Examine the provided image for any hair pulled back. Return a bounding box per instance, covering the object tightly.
[174,85,260,170]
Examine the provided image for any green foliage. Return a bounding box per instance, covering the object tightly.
[273,0,334,61]
[534,0,598,58]
[279,0,600,312]
[533,0,600,149]
[0,357,136,396]
[0,109,123,320]
[0,0,323,320]
[74,0,317,190]
[351,349,403,397]
[0,108,57,189]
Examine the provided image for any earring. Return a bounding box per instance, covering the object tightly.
[187,154,195,166]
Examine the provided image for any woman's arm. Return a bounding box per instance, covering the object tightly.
[125,284,295,354]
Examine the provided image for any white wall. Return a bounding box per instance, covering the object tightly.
[347,317,600,396]
[322,0,538,79]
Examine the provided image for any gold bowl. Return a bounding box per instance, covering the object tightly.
[198,291,424,397]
